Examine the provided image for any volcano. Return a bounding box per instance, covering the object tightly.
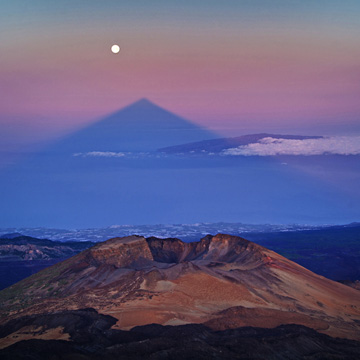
[1,234,359,347]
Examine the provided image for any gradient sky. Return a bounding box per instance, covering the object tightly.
[1,0,360,151]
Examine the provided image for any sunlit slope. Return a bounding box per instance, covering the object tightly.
[1,234,359,341]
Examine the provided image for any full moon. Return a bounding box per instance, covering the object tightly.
[111,44,120,54]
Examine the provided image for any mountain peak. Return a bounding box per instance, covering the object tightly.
[85,234,266,267]
[87,235,153,268]
[1,234,360,341]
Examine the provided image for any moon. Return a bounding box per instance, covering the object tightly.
[111,44,120,54]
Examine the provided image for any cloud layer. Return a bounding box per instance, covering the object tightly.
[222,136,360,156]
[73,151,125,158]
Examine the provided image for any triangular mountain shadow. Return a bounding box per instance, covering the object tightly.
[47,98,217,154]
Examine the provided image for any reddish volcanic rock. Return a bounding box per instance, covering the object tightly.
[0,233,360,346]
[146,236,211,263]
[86,235,154,268]
[203,233,268,265]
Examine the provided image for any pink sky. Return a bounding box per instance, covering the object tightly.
[1,1,360,145]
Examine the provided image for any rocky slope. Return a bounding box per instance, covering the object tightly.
[340,280,360,291]
[0,234,359,348]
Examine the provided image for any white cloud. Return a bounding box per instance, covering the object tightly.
[73,151,125,158]
[222,136,360,156]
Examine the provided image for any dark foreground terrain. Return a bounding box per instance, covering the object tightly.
[1,308,360,360]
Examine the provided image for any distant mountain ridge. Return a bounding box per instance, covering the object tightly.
[0,235,94,290]
[0,233,22,239]
[0,235,94,260]
[159,133,323,154]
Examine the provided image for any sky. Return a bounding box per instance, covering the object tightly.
[1,1,360,228]
[1,0,360,153]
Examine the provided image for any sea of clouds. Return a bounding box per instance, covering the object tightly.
[222,136,360,156]
[73,151,125,158]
